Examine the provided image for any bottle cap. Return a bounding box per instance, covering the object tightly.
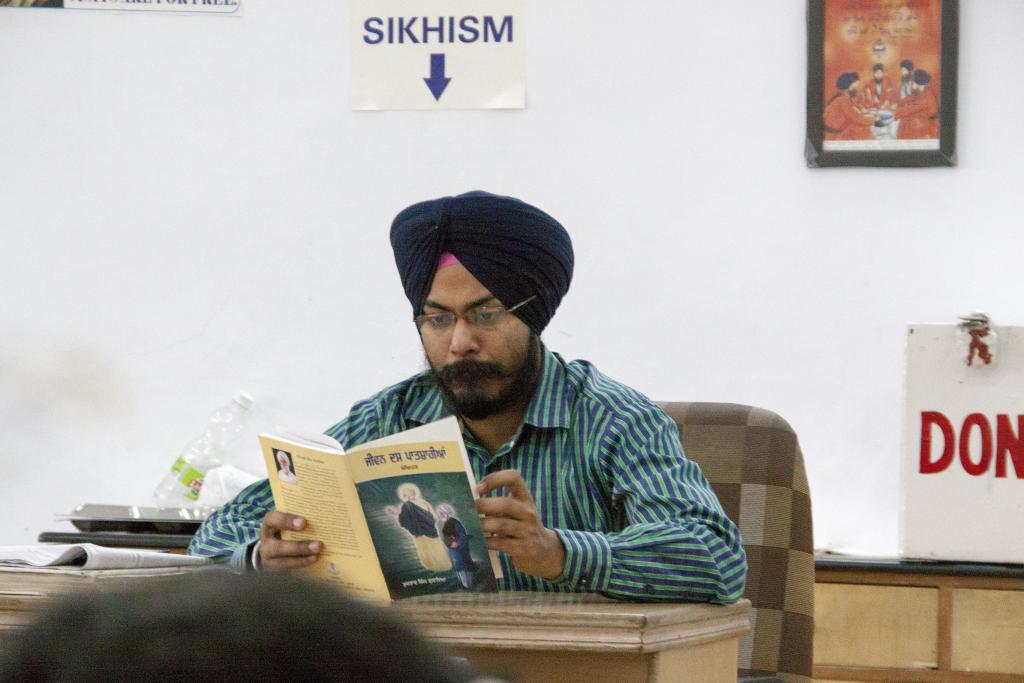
[233,390,255,410]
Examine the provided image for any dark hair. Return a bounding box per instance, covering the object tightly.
[0,571,467,682]
[900,59,914,70]
[835,72,859,91]
[872,63,884,72]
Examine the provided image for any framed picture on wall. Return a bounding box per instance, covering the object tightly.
[805,0,958,167]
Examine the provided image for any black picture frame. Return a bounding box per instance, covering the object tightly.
[806,0,959,168]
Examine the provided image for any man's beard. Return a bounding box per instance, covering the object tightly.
[429,336,541,420]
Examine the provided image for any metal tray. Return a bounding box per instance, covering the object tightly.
[57,504,213,534]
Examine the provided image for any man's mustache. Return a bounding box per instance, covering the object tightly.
[441,360,506,384]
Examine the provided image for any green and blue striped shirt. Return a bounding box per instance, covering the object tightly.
[189,347,747,603]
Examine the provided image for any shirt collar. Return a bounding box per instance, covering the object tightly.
[401,345,573,431]
[402,373,449,425]
[522,345,572,430]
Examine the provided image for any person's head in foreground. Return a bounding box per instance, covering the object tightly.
[0,571,467,683]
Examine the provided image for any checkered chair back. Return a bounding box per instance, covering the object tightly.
[658,402,814,683]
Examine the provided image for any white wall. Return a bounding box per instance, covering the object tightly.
[1,1,1021,553]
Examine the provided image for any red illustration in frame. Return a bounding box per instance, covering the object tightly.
[806,0,958,167]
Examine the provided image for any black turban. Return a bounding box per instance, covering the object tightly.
[836,72,859,91]
[900,59,914,71]
[390,191,574,335]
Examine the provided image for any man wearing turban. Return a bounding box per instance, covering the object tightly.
[894,69,939,140]
[897,59,915,100]
[191,191,747,604]
[824,72,878,141]
[859,63,894,109]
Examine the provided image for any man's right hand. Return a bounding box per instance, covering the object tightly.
[258,511,322,570]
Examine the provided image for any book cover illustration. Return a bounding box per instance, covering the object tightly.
[356,476,496,597]
[349,438,499,599]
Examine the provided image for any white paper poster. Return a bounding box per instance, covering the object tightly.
[901,324,1024,563]
[350,0,525,111]
[63,0,240,13]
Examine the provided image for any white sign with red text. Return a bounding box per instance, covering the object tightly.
[901,324,1024,563]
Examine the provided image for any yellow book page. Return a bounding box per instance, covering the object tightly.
[260,433,389,602]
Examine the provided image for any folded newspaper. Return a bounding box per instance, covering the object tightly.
[0,544,209,571]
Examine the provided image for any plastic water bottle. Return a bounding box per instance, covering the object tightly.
[152,391,255,507]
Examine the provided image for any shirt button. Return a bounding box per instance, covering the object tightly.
[579,575,590,588]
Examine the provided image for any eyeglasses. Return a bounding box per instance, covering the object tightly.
[414,295,536,335]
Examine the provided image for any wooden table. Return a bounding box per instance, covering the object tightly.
[396,592,751,683]
[0,565,216,636]
[0,567,750,682]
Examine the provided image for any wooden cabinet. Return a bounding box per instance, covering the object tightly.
[813,558,1024,682]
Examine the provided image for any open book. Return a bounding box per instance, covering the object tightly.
[0,544,210,571]
[261,416,500,602]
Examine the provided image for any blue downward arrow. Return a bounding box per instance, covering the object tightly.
[423,53,451,101]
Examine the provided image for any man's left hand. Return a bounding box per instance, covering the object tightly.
[476,469,565,580]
